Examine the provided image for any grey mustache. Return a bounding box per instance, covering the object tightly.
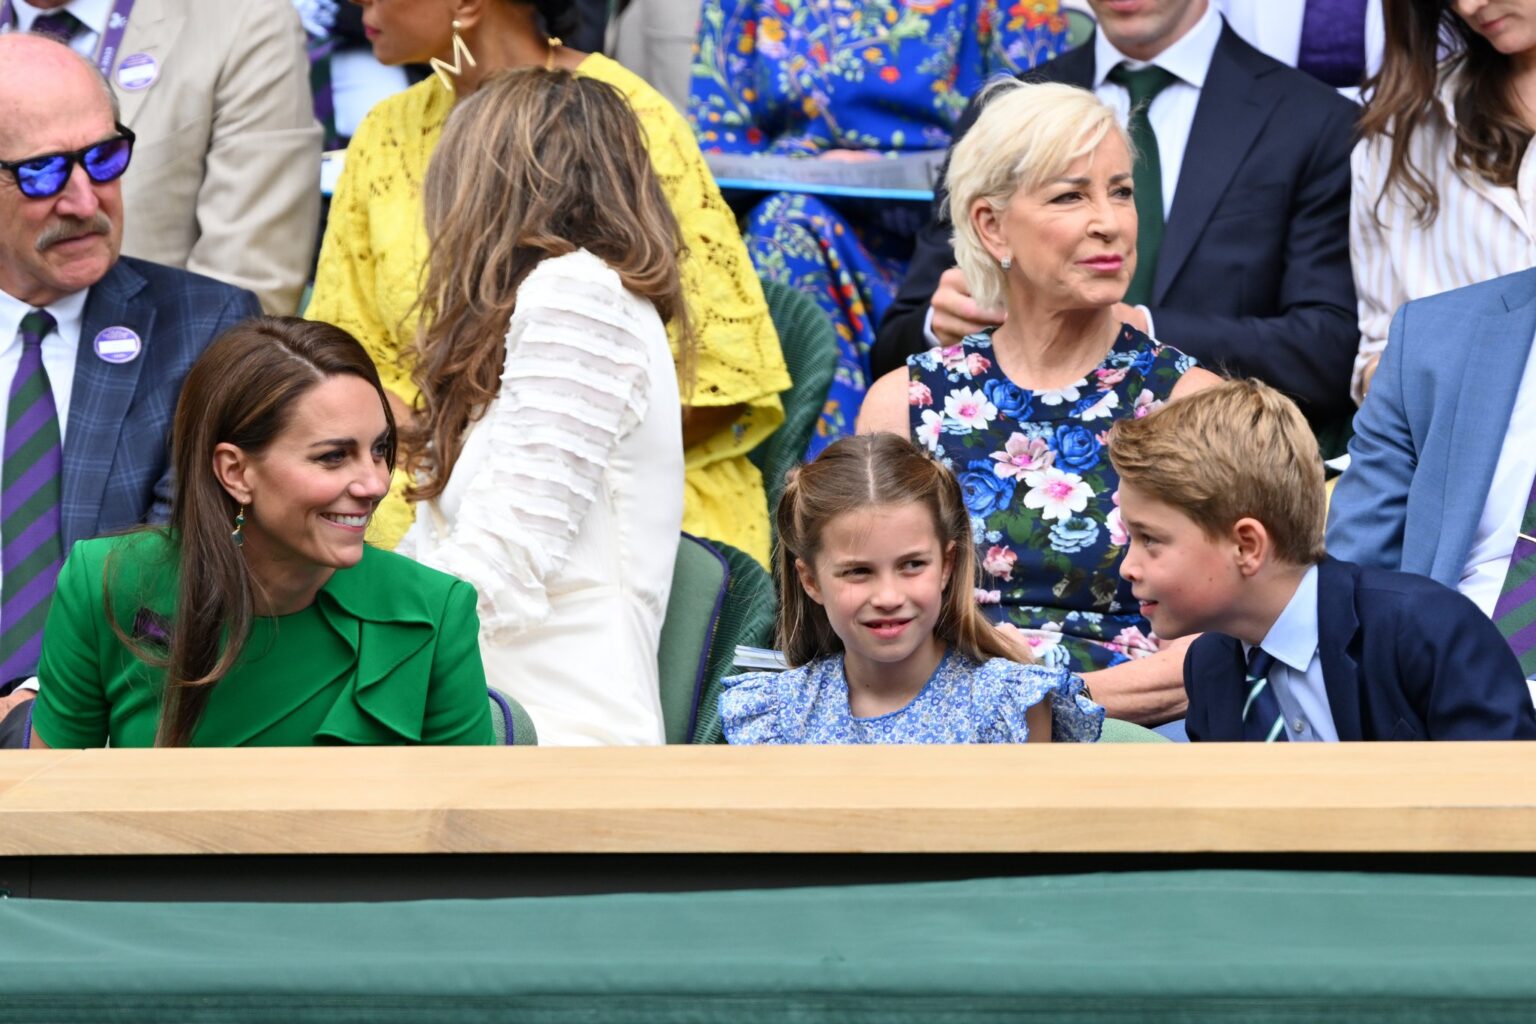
[36,215,111,252]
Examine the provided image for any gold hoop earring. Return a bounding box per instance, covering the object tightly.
[430,19,478,91]
[231,505,246,547]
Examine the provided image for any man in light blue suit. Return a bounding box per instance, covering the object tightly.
[0,34,258,711]
[1327,267,1536,701]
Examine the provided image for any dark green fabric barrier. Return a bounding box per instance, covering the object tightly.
[1,870,1534,1022]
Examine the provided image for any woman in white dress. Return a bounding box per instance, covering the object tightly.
[397,69,692,745]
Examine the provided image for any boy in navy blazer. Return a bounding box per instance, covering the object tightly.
[1107,380,1536,741]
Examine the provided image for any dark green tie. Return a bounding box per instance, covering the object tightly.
[1106,63,1179,306]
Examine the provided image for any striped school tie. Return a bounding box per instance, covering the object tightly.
[1492,475,1536,677]
[1242,648,1288,743]
[0,310,65,683]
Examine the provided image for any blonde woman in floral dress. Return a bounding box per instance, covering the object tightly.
[858,80,1219,726]
[311,0,788,566]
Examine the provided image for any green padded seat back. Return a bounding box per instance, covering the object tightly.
[751,279,839,514]
[692,540,777,744]
[1097,718,1171,743]
[1065,9,1095,49]
[486,686,538,746]
[657,534,732,745]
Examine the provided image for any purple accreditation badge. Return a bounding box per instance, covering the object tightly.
[116,52,158,91]
[93,326,142,364]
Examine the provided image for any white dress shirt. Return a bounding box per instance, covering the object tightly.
[1350,68,1536,401]
[0,287,86,446]
[6,0,113,59]
[1243,564,1338,742]
[1091,2,1223,222]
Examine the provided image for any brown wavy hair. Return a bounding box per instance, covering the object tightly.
[125,318,396,747]
[1359,0,1534,225]
[405,68,691,500]
[775,433,1032,668]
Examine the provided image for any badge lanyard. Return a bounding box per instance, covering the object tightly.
[0,0,138,77]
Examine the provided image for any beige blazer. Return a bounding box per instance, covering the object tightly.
[113,0,321,314]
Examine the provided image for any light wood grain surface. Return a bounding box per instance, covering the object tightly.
[1,744,1534,855]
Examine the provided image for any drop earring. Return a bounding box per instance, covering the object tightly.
[430,19,477,91]
[231,505,246,547]
[1000,254,1012,270]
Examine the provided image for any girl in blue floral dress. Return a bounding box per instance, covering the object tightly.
[689,0,1070,454]
[721,434,1102,744]
[906,325,1199,674]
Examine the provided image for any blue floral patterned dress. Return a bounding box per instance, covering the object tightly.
[906,326,1198,673]
[721,649,1103,743]
[689,0,1069,454]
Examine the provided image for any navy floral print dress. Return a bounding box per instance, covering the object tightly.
[906,326,1198,673]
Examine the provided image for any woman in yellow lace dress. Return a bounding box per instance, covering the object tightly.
[309,0,788,565]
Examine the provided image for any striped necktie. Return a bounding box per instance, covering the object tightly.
[1492,475,1536,677]
[1106,63,1179,307]
[29,9,84,44]
[0,309,65,683]
[1242,647,1288,743]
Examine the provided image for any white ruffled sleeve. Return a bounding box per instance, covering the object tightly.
[411,250,660,640]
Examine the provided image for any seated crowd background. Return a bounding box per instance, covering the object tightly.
[1,0,1535,749]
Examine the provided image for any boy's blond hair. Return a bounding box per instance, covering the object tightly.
[1107,379,1327,566]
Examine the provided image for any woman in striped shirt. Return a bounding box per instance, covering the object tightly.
[1351,0,1536,403]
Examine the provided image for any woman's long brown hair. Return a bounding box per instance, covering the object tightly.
[775,433,1033,668]
[1359,0,1533,225]
[405,68,692,501]
[134,317,396,747]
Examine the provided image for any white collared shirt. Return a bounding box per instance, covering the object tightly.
[0,287,86,444]
[1242,564,1338,742]
[6,0,114,59]
[1091,2,1224,220]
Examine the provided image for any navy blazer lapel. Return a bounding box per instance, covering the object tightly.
[1212,637,1250,740]
[1437,273,1536,584]
[1315,558,1364,741]
[1154,27,1280,302]
[64,261,154,546]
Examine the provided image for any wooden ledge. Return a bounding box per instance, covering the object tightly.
[1,744,1534,856]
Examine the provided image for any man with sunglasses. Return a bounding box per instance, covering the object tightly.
[1,0,320,316]
[0,33,260,722]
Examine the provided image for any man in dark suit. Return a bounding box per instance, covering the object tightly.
[872,0,1359,428]
[0,33,258,710]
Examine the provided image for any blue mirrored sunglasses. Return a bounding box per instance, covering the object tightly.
[0,124,136,199]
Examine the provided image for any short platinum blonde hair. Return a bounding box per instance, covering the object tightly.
[945,79,1132,313]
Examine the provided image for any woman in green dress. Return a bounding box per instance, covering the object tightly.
[29,318,495,748]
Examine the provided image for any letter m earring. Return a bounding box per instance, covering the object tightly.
[430,19,478,91]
